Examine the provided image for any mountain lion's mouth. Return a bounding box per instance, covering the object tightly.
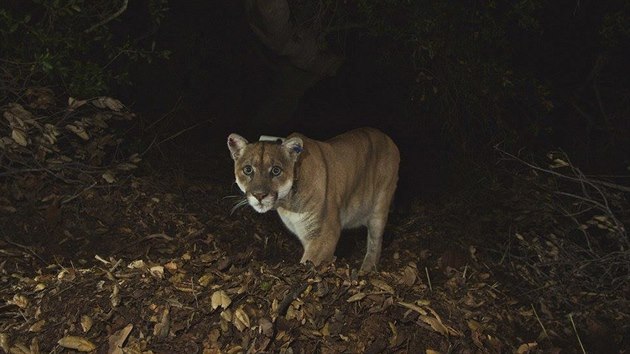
[247,193,277,213]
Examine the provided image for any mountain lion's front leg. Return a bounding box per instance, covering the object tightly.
[300,220,341,266]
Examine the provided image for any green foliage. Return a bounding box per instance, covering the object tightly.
[0,0,170,99]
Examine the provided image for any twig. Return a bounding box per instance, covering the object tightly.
[155,120,212,146]
[2,237,47,265]
[425,267,432,291]
[531,304,548,338]
[495,146,630,193]
[84,0,129,33]
[144,96,183,131]
[569,313,587,354]
[61,182,98,205]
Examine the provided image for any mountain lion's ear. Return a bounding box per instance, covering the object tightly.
[282,137,303,160]
[228,133,248,160]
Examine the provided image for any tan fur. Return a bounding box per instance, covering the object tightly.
[227,127,399,272]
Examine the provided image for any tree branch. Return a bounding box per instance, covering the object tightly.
[84,0,129,34]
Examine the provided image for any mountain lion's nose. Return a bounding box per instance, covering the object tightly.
[252,192,268,202]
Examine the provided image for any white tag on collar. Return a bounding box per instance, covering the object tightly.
[259,135,285,143]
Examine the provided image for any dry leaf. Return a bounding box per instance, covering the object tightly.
[233,307,251,332]
[57,336,96,352]
[153,308,170,338]
[549,158,569,168]
[29,337,40,354]
[198,273,214,287]
[11,129,28,146]
[259,318,274,337]
[29,320,45,332]
[0,333,9,354]
[116,163,138,171]
[92,97,124,111]
[127,260,146,269]
[418,307,462,337]
[110,284,120,307]
[211,290,232,310]
[419,315,450,336]
[164,261,178,271]
[346,292,367,303]
[388,322,398,347]
[150,265,164,279]
[516,342,538,353]
[107,323,133,354]
[370,279,395,293]
[65,124,90,140]
[68,97,88,110]
[426,350,442,354]
[398,301,427,315]
[10,294,29,309]
[102,171,116,184]
[220,309,233,322]
[81,315,93,333]
[400,265,417,286]
[9,343,31,354]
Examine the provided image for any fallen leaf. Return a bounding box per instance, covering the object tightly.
[107,323,133,354]
[346,292,367,303]
[81,315,93,333]
[211,290,232,310]
[65,124,90,140]
[127,260,146,269]
[10,294,29,309]
[0,333,9,353]
[164,261,178,271]
[516,342,538,353]
[400,265,417,286]
[29,320,45,332]
[419,307,462,337]
[68,97,88,110]
[370,279,395,293]
[110,284,120,307]
[150,265,164,279]
[259,318,273,337]
[419,315,450,336]
[198,273,214,287]
[57,336,96,352]
[398,301,427,315]
[102,171,116,183]
[9,343,30,354]
[233,307,251,331]
[153,307,170,338]
[11,128,28,146]
[92,97,124,111]
[30,337,40,354]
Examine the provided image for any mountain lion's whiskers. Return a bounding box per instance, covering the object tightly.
[229,197,249,215]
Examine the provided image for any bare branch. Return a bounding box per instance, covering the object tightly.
[84,0,129,34]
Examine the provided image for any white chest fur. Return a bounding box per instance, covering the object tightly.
[277,208,312,245]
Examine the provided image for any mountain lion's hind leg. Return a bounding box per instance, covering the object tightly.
[360,216,386,273]
[360,191,395,273]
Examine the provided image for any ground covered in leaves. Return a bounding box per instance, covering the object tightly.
[1,98,629,353]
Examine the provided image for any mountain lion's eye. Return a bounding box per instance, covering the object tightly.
[243,165,253,175]
[271,166,282,176]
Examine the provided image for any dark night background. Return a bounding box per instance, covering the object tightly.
[122,0,630,201]
[1,0,630,351]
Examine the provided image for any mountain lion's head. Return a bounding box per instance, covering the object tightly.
[227,134,303,213]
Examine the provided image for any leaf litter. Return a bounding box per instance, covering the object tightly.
[1,97,628,353]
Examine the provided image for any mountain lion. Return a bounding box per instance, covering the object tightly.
[227,127,399,272]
